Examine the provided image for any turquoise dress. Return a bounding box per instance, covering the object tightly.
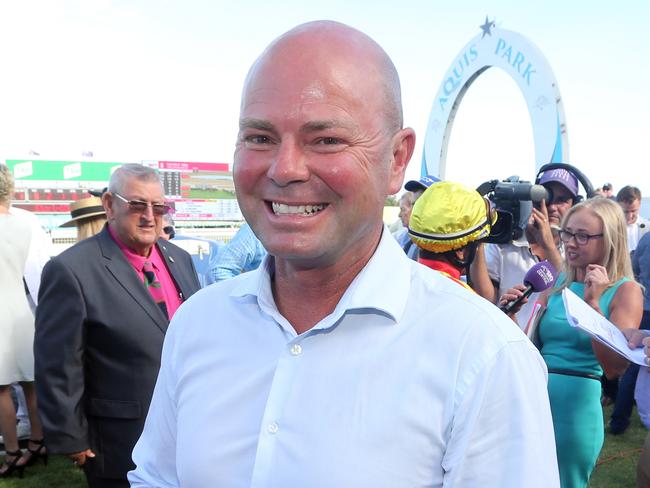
[538,276,629,488]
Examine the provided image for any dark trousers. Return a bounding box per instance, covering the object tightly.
[610,309,650,431]
[83,465,130,488]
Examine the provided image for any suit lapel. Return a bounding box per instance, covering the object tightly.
[97,228,168,333]
[158,240,193,301]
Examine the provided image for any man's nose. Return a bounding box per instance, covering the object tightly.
[266,139,309,186]
[141,204,156,219]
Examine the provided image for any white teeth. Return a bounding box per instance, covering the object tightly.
[271,202,326,216]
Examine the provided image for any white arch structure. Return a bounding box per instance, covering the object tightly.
[422,20,568,179]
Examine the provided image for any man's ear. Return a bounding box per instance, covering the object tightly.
[387,127,416,195]
[102,192,115,221]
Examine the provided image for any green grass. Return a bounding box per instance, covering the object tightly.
[590,404,647,487]
[0,453,86,487]
[1,405,646,487]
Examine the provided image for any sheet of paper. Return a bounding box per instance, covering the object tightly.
[562,288,646,366]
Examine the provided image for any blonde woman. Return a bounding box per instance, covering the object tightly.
[0,165,46,478]
[502,197,643,487]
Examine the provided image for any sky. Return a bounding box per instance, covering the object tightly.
[1,0,649,195]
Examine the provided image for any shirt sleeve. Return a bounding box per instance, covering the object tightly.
[212,225,264,282]
[484,243,502,284]
[129,318,181,487]
[34,258,89,453]
[441,339,559,488]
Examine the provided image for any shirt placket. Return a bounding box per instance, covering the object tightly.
[249,335,306,488]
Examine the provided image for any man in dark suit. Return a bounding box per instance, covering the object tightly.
[35,163,200,487]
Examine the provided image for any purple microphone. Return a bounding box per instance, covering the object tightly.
[500,260,558,314]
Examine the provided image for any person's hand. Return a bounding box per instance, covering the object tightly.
[498,283,528,315]
[583,264,610,308]
[68,449,95,467]
[527,200,555,248]
[622,329,649,349]
[622,329,650,369]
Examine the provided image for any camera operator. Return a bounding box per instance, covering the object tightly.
[470,167,581,326]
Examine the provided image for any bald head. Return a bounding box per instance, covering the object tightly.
[242,20,403,133]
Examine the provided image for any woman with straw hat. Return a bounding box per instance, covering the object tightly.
[61,195,107,241]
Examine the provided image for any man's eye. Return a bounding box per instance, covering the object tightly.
[245,135,272,144]
[317,137,342,145]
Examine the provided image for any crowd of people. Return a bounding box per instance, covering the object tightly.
[1,19,650,488]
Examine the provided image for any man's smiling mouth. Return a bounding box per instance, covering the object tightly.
[271,202,328,216]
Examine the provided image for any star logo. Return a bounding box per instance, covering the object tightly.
[479,16,495,38]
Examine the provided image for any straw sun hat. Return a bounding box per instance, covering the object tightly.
[60,196,106,227]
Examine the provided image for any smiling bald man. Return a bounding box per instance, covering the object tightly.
[130,21,559,488]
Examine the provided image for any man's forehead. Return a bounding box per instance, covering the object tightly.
[622,200,640,208]
[243,54,375,102]
[240,69,378,129]
[123,179,163,196]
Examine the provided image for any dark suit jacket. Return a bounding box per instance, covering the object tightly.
[35,226,200,480]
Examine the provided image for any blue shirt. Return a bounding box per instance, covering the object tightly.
[170,235,223,288]
[633,232,650,311]
[395,227,418,260]
[130,230,558,488]
[212,223,266,282]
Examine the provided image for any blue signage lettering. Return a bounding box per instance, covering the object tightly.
[495,38,506,55]
[502,46,513,64]
[512,52,524,73]
[439,44,479,110]
[523,63,536,85]
[494,38,536,86]
[443,76,460,96]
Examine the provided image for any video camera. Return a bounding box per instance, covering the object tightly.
[476,176,550,244]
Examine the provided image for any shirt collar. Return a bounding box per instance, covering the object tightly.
[230,227,411,330]
[511,235,531,248]
[108,224,160,268]
[417,257,462,280]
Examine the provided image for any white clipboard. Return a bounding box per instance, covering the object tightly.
[562,288,646,366]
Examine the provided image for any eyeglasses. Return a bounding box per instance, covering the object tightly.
[113,192,170,216]
[558,229,604,245]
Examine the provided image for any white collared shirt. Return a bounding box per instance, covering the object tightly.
[130,230,559,488]
[485,238,541,328]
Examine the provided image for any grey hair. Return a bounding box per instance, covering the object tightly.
[108,164,162,194]
[399,191,417,207]
[0,164,15,207]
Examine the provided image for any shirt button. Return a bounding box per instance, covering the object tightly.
[290,344,302,356]
[267,422,279,434]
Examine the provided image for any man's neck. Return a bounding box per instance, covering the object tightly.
[271,235,381,335]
